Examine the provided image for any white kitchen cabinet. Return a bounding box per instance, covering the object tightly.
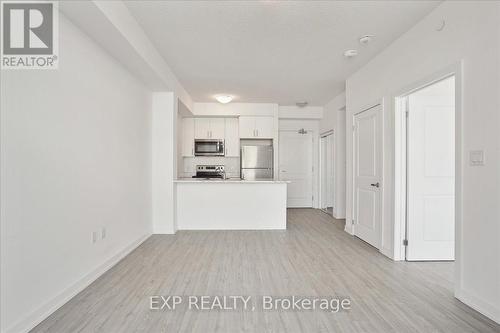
[255,117,274,138]
[194,118,225,139]
[238,117,256,138]
[182,118,195,157]
[194,118,210,139]
[224,118,239,156]
[238,116,274,138]
[209,118,225,139]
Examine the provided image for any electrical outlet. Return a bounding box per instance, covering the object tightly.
[101,227,106,240]
[91,231,98,244]
[469,150,484,166]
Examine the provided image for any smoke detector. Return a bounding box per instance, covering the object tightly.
[359,35,375,45]
[296,101,308,108]
[343,49,358,58]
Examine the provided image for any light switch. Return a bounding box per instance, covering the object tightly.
[469,150,484,166]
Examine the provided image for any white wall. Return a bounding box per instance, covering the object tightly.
[279,106,323,119]
[194,102,278,117]
[152,93,177,234]
[320,93,346,218]
[177,107,184,180]
[60,1,193,110]
[345,1,500,323]
[320,93,344,134]
[0,15,152,333]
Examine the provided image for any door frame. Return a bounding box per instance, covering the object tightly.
[319,130,335,215]
[393,63,463,293]
[351,103,384,248]
[402,76,456,261]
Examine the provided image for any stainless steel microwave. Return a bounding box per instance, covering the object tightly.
[194,139,225,156]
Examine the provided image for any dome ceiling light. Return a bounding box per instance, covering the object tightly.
[214,95,234,104]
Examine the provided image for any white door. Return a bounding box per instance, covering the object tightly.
[406,77,455,261]
[209,118,225,139]
[224,118,239,157]
[194,118,210,139]
[255,117,274,138]
[239,117,256,138]
[354,105,382,249]
[279,130,313,207]
[182,118,195,157]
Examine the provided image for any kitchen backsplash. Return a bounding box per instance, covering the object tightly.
[181,157,240,178]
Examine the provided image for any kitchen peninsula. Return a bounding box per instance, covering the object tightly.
[174,179,288,230]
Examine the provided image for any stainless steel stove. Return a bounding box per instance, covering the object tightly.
[192,165,225,179]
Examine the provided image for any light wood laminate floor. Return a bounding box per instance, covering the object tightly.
[32,209,500,332]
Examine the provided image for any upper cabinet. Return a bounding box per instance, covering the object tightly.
[239,116,274,138]
[194,118,225,139]
[210,118,225,139]
[182,118,195,157]
[255,117,274,138]
[194,118,210,139]
[224,118,239,157]
[238,117,255,138]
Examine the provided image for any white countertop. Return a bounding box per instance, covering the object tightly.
[174,178,289,184]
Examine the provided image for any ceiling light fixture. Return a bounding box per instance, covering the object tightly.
[214,94,233,104]
[343,49,358,58]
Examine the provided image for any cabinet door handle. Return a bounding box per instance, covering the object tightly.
[370,182,380,188]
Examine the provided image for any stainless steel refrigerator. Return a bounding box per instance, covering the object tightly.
[240,144,273,180]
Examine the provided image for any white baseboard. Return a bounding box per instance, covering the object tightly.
[344,223,354,235]
[456,288,500,324]
[332,210,346,220]
[4,233,151,333]
[379,247,394,260]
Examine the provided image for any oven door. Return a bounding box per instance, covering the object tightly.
[194,140,225,156]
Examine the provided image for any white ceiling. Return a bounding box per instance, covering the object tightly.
[125,1,440,105]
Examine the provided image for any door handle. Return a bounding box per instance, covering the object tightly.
[370,182,380,188]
